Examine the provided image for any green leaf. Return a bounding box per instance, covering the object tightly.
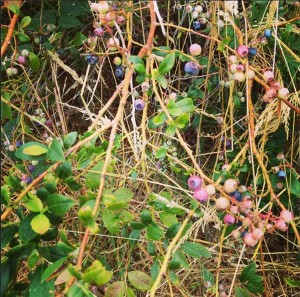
[16,142,49,161]
[147,223,163,241]
[158,52,175,75]
[102,188,133,210]
[82,260,113,286]
[156,75,167,89]
[134,63,146,74]
[78,205,99,234]
[290,172,300,196]
[19,213,39,242]
[102,208,120,235]
[1,224,18,248]
[29,266,55,297]
[67,280,92,297]
[217,37,231,52]
[167,98,195,117]
[1,185,10,205]
[63,132,78,149]
[159,212,178,227]
[41,257,67,283]
[155,147,167,159]
[181,242,211,258]
[172,250,189,269]
[46,194,75,217]
[129,56,144,65]
[165,223,180,239]
[174,114,189,129]
[240,262,264,293]
[54,161,72,180]
[129,222,146,230]
[20,16,32,28]
[6,1,21,14]
[18,32,30,42]
[128,271,153,291]
[46,139,65,162]
[202,268,215,284]
[29,52,40,72]
[105,281,126,297]
[141,210,152,225]
[150,112,167,128]
[86,161,105,190]
[24,192,44,212]
[71,32,86,46]
[31,214,50,235]
[240,262,256,283]
[58,15,82,29]
[165,124,176,137]
[126,287,136,297]
[285,278,300,288]
[235,286,251,297]
[151,259,160,279]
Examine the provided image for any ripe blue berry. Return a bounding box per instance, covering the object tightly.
[229,190,243,202]
[264,29,272,38]
[193,21,201,30]
[86,55,98,65]
[248,47,257,56]
[15,140,23,148]
[188,175,202,190]
[115,67,124,78]
[278,170,286,179]
[28,165,35,172]
[184,61,199,76]
[134,99,145,111]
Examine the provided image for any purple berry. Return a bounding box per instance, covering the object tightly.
[188,175,202,190]
[229,190,243,202]
[193,188,208,203]
[28,165,35,172]
[15,140,23,148]
[224,214,235,225]
[46,119,52,126]
[184,61,199,76]
[17,56,26,65]
[134,99,145,111]
[94,27,104,37]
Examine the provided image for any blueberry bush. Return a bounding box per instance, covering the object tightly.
[1,1,300,296]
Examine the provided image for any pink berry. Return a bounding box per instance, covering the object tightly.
[265,88,277,99]
[17,56,26,65]
[236,64,245,72]
[188,175,202,190]
[94,27,104,37]
[106,11,116,22]
[269,81,281,90]
[189,44,202,56]
[97,1,110,13]
[252,228,264,240]
[231,229,241,239]
[224,214,235,225]
[243,232,258,247]
[234,72,246,82]
[205,184,216,195]
[262,70,274,82]
[186,4,193,13]
[90,2,99,11]
[215,197,230,210]
[247,69,255,79]
[242,217,251,227]
[277,88,289,99]
[242,199,252,209]
[229,63,237,73]
[228,55,238,64]
[280,210,294,223]
[275,219,288,232]
[224,178,238,193]
[107,37,120,51]
[230,205,239,215]
[236,45,249,58]
[194,188,209,203]
[116,16,125,25]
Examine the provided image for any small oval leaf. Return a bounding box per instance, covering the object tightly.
[128,271,153,291]
[31,214,50,234]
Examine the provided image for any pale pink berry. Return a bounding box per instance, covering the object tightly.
[231,229,241,239]
[230,205,239,215]
[262,70,274,82]
[90,2,99,11]
[243,232,258,247]
[186,4,193,13]
[17,56,26,65]
[205,184,216,195]
[275,219,288,231]
[262,94,273,103]
[234,72,246,82]
[242,199,252,209]
[228,55,238,64]
[188,175,202,190]
[247,69,255,79]
[169,92,177,100]
[238,185,247,193]
[106,11,116,22]
[265,88,277,99]
[266,223,273,232]
[189,44,202,56]
[224,214,235,225]
[236,64,245,72]
[141,82,150,92]
[194,188,209,203]
[280,210,294,223]
[277,88,289,99]
[260,37,268,45]
[242,217,251,227]
[276,182,284,189]
[236,45,249,58]
[252,228,264,240]
[94,27,104,37]
[269,81,281,90]
[107,37,120,51]
[194,5,203,13]
[116,16,125,25]
[215,197,230,210]
[220,291,228,297]
[97,1,109,13]
[230,64,237,73]
[224,178,238,193]
[192,11,199,19]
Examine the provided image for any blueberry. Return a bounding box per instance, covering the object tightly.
[229,190,243,202]
[28,165,35,172]
[115,67,124,78]
[248,47,257,56]
[15,140,23,148]
[184,61,199,76]
[134,99,145,111]
[278,170,286,179]
[25,176,33,184]
[86,55,98,65]
[264,29,272,38]
[193,21,201,30]
[241,230,248,238]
